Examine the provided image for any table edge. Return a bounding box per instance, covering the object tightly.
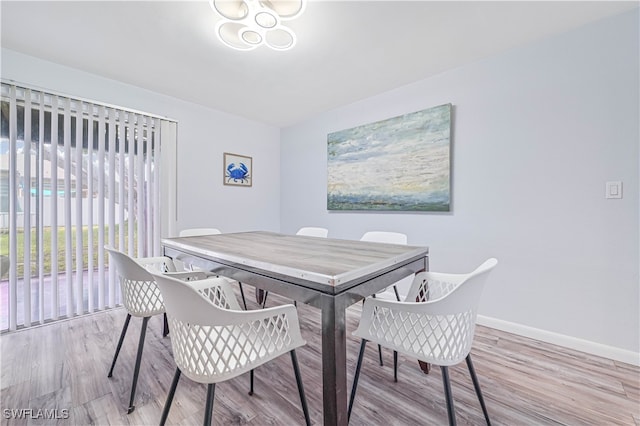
[161,237,429,286]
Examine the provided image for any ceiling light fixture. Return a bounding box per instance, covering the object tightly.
[210,0,305,51]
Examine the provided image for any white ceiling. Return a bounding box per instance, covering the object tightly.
[1,1,637,127]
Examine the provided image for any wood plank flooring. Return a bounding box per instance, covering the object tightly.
[1,288,638,425]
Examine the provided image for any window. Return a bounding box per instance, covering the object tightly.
[0,82,172,331]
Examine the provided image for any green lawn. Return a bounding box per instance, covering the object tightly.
[0,225,136,277]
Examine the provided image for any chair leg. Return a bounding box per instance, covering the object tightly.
[392,285,402,377]
[441,366,456,426]
[348,340,368,421]
[393,350,398,382]
[127,316,150,414]
[393,285,401,301]
[261,291,269,309]
[389,268,401,380]
[466,355,491,425]
[163,312,169,337]
[249,369,254,395]
[108,313,131,378]
[290,350,311,426]
[238,282,248,310]
[160,367,181,426]
[368,294,383,366]
[203,383,216,426]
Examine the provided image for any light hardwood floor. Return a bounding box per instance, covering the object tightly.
[1,289,638,425]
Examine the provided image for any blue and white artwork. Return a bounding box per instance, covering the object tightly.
[223,152,252,187]
[327,104,451,211]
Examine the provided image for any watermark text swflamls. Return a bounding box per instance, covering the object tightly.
[3,408,70,420]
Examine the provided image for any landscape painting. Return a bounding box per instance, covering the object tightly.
[327,104,451,211]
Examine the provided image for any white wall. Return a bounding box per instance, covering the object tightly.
[280,10,639,361]
[1,48,281,236]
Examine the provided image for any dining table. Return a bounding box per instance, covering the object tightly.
[161,231,429,426]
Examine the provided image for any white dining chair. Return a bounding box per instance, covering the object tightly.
[348,258,498,426]
[359,231,409,366]
[104,247,180,414]
[150,272,311,426]
[106,247,231,414]
[360,231,408,301]
[179,228,222,237]
[260,226,329,308]
[178,228,248,310]
[175,228,223,272]
[296,226,329,238]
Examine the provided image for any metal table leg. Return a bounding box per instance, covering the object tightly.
[320,294,348,426]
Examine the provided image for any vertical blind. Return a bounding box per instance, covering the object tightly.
[0,82,166,331]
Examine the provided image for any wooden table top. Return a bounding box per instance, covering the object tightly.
[162,231,428,287]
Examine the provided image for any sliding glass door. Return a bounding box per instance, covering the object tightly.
[0,82,170,331]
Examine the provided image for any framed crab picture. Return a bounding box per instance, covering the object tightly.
[223,152,252,187]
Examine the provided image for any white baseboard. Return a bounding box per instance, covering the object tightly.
[477,315,640,367]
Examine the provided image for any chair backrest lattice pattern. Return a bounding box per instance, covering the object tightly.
[150,272,306,385]
[413,277,459,302]
[199,286,235,311]
[105,247,172,317]
[185,274,242,311]
[169,311,294,383]
[368,305,475,365]
[120,278,165,317]
[355,258,498,366]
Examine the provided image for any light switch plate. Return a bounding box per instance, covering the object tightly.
[606,181,622,199]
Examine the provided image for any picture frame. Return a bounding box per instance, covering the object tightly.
[223,152,252,187]
[327,103,451,211]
